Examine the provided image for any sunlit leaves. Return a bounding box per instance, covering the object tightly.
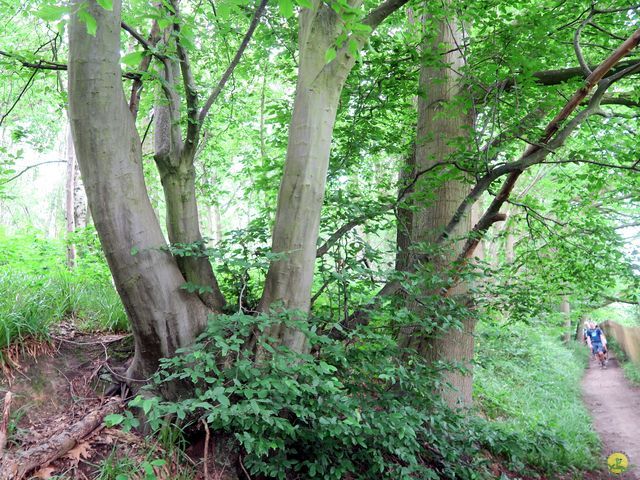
[120,50,145,66]
[34,4,67,21]
[278,0,294,18]
[96,0,113,11]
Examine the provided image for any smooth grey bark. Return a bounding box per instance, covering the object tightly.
[68,0,209,382]
[396,11,478,408]
[73,158,88,228]
[258,0,410,352]
[257,1,359,351]
[153,41,226,312]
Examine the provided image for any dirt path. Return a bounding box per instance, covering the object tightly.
[582,356,640,479]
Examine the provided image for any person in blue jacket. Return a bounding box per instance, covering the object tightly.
[586,322,608,368]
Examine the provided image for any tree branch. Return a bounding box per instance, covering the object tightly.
[167,0,200,152]
[315,161,454,258]
[436,28,640,295]
[127,20,161,120]
[497,58,640,91]
[0,49,139,80]
[0,67,39,128]
[0,161,66,185]
[198,0,269,128]
[573,13,593,77]
[361,0,410,29]
[121,21,155,52]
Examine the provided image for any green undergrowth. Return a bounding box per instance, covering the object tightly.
[0,228,127,357]
[474,323,599,475]
[606,337,640,386]
[107,312,600,480]
[622,362,640,385]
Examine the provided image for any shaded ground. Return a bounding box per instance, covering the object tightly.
[0,324,215,479]
[0,324,147,479]
[3,326,635,479]
[582,355,640,480]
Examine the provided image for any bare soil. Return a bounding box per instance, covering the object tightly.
[0,324,220,479]
[582,355,640,480]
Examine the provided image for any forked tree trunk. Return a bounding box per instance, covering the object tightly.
[397,10,478,408]
[154,57,226,312]
[68,0,209,382]
[257,2,356,352]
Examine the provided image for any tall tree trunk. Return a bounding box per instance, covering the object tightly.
[65,125,76,268]
[210,202,223,245]
[257,0,411,351]
[257,2,357,352]
[68,0,209,383]
[395,146,416,273]
[505,231,515,263]
[397,10,478,408]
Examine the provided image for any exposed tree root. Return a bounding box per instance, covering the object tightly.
[0,398,123,480]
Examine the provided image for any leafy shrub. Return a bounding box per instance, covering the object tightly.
[622,362,640,385]
[130,312,499,480]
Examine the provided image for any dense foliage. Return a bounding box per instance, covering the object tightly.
[1,0,639,477]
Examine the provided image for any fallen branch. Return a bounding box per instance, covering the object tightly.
[0,391,12,458]
[0,398,122,480]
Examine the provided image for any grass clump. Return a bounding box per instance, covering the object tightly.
[474,323,599,474]
[622,362,640,385]
[0,227,128,357]
[604,337,640,386]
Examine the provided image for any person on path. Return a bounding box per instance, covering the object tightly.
[586,322,608,368]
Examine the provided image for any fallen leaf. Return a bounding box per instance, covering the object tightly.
[65,440,92,462]
[32,466,57,479]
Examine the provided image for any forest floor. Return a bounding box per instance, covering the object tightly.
[582,355,640,479]
[0,323,190,479]
[3,327,640,479]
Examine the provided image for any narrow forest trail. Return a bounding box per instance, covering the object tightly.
[582,356,640,479]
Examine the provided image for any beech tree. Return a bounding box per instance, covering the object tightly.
[4,0,638,407]
[67,0,414,380]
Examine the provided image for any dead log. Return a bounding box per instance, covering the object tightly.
[0,398,122,480]
[0,391,12,458]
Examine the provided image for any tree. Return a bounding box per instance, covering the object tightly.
[68,0,413,380]
[395,4,479,408]
[68,0,210,383]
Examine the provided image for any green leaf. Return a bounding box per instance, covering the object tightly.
[179,25,196,50]
[104,413,125,426]
[324,47,336,63]
[157,17,172,29]
[347,39,359,56]
[296,0,313,8]
[35,5,68,22]
[78,9,97,36]
[278,0,294,18]
[96,0,113,10]
[351,22,372,33]
[130,246,139,256]
[121,50,145,67]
